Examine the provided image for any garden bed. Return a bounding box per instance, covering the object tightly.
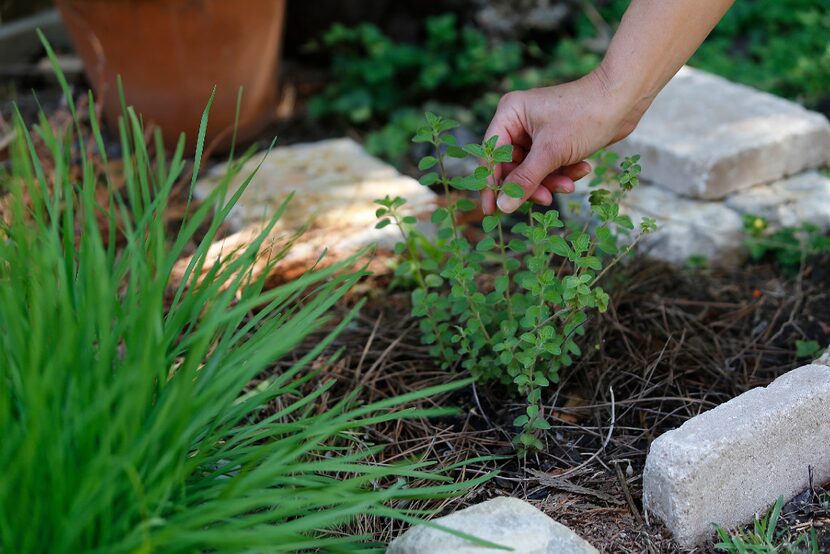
[281,253,830,552]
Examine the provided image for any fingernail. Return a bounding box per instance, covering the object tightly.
[497,194,522,213]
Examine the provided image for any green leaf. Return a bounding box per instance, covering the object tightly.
[502,182,524,199]
[462,144,486,158]
[446,145,466,158]
[531,418,551,430]
[431,208,449,224]
[418,156,438,170]
[424,274,444,288]
[482,215,500,233]
[456,198,476,212]
[375,219,392,229]
[576,256,602,270]
[476,237,496,252]
[419,172,439,186]
[493,144,513,163]
[548,236,571,257]
[495,275,509,295]
[796,340,821,358]
[513,415,529,427]
[508,239,527,253]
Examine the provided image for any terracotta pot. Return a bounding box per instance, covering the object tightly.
[56,0,286,153]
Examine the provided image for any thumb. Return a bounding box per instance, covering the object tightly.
[496,145,558,213]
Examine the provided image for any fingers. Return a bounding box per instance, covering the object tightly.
[530,186,553,206]
[484,93,529,186]
[539,174,576,195]
[558,160,592,181]
[497,146,558,213]
[480,189,496,215]
[481,160,590,215]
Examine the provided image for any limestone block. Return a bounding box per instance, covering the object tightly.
[612,67,830,200]
[175,138,436,284]
[387,497,598,554]
[726,171,830,230]
[643,364,830,548]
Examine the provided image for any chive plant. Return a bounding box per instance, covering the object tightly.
[0,38,492,553]
[376,113,656,451]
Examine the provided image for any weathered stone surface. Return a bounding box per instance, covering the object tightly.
[474,0,571,37]
[643,364,830,548]
[726,171,830,230]
[387,497,598,554]
[818,347,830,367]
[560,177,744,266]
[612,66,830,200]
[175,138,436,284]
[620,185,744,265]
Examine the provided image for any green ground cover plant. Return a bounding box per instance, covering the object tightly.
[308,14,600,166]
[0,40,491,553]
[376,113,655,450]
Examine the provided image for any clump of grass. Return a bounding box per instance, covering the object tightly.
[714,496,820,553]
[0,37,490,552]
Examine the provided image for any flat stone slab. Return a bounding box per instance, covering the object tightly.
[643,364,830,548]
[560,177,744,267]
[619,184,744,266]
[612,66,830,200]
[387,497,598,554]
[726,171,830,230]
[175,138,436,284]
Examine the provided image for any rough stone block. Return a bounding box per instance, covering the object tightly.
[387,497,598,554]
[620,184,744,265]
[612,66,830,200]
[559,178,744,266]
[174,138,436,285]
[726,171,830,230]
[643,364,830,548]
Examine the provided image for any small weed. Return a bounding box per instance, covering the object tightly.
[795,339,822,359]
[714,496,820,553]
[376,113,655,451]
[742,215,830,275]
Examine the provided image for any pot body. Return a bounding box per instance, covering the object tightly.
[57,0,286,152]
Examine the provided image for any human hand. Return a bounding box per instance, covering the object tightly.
[482,69,644,214]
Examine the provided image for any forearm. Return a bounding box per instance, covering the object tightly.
[595,0,735,128]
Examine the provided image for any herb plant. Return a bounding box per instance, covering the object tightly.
[376,113,656,450]
[0,41,490,552]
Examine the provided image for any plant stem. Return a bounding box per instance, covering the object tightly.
[496,218,514,320]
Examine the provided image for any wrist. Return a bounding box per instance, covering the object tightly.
[590,58,652,141]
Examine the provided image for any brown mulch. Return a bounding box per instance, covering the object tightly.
[273,252,830,553]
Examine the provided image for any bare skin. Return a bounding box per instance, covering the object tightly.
[483,0,737,215]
